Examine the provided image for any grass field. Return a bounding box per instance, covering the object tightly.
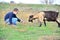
[0,3,60,40]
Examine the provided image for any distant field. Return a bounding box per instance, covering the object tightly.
[0,3,60,40]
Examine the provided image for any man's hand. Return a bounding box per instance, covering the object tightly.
[20,19,26,24]
[20,19,24,23]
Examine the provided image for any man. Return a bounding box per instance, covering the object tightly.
[4,8,22,25]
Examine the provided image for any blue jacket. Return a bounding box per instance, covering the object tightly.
[4,12,21,24]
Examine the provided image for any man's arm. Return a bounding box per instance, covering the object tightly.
[14,15,21,22]
[17,18,21,22]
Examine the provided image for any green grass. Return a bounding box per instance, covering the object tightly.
[0,3,60,40]
[0,22,60,40]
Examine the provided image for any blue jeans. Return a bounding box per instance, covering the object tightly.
[5,18,18,25]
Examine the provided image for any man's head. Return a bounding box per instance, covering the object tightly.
[13,8,19,14]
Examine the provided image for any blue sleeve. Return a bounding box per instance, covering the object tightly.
[9,13,13,24]
[17,18,21,22]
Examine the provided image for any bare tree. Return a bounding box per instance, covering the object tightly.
[10,1,15,4]
[45,0,48,4]
[40,0,54,4]
[49,0,54,4]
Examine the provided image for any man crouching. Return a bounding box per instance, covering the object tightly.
[4,8,23,26]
